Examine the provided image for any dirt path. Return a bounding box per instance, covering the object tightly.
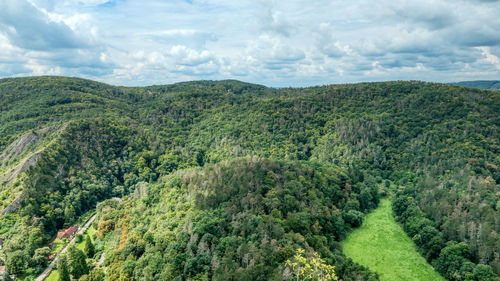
[35,214,97,281]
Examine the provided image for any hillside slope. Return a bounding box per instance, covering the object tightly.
[0,77,498,281]
[451,80,500,91]
[94,157,378,281]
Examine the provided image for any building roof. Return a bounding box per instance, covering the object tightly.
[57,225,79,239]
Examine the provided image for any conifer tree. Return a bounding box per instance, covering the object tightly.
[68,245,89,279]
[58,256,71,281]
[84,235,95,258]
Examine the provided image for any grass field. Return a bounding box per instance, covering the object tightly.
[341,198,445,281]
[77,226,96,251]
[46,270,59,281]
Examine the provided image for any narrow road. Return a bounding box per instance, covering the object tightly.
[35,214,97,281]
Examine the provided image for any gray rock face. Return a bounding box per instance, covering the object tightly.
[1,193,26,215]
[0,125,59,166]
[0,125,64,214]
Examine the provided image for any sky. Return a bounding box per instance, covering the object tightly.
[0,0,499,87]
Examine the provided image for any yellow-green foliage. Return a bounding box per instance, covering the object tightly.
[285,248,338,281]
[45,269,59,281]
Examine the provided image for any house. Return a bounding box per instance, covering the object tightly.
[48,253,57,260]
[57,225,79,239]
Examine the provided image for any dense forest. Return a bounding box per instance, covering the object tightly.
[0,76,498,281]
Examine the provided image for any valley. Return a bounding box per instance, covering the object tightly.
[342,199,445,281]
[0,77,498,281]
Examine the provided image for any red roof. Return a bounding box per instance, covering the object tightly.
[57,225,79,239]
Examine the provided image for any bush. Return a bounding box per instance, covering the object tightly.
[343,210,364,227]
[97,219,114,238]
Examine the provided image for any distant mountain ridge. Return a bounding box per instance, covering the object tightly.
[450,80,500,91]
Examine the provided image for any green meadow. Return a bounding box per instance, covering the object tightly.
[342,199,445,281]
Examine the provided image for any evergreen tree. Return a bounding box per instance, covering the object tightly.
[67,245,89,279]
[58,256,71,281]
[84,235,95,258]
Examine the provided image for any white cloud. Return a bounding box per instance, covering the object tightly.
[0,0,500,86]
[477,47,500,69]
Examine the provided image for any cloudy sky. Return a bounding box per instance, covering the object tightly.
[0,0,499,87]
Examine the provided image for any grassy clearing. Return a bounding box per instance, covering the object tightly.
[77,226,96,251]
[87,225,96,239]
[46,270,59,281]
[341,198,445,281]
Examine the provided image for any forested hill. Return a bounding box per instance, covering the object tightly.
[0,76,499,281]
[451,80,500,91]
